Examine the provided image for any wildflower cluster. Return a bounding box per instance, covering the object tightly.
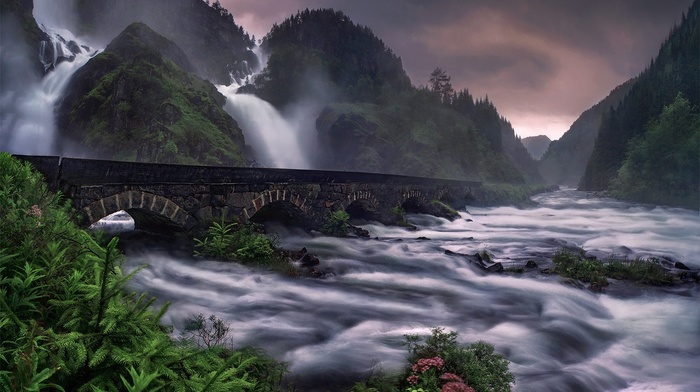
[440,373,475,392]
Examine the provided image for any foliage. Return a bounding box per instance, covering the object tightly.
[0,153,285,391]
[580,2,699,192]
[552,250,674,286]
[320,210,351,236]
[194,219,237,260]
[402,328,514,392]
[252,8,412,106]
[195,221,278,265]
[610,93,699,209]
[467,184,555,207]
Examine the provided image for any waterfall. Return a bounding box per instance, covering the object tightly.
[218,84,312,169]
[0,0,95,155]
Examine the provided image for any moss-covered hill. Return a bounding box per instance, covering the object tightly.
[56,22,250,166]
[76,0,257,85]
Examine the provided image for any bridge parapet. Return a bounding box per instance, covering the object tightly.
[15,156,481,233]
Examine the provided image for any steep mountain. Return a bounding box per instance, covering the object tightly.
[521,135,550,160]
[579,1,699,192]
[538,78,636,186]
[55,22,250,165]
[75,0,257,84]
[249,9,539,183]
[244,8,412,107]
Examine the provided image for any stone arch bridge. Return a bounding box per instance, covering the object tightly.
[17,156,481,233]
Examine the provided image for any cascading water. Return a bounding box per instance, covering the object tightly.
[218,83,311,169]
[0,0,96,154]
[217,48,320,169]
[123,189,700,392]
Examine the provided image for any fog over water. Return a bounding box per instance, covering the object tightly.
[123,190,700,392]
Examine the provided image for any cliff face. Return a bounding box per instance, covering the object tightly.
[56,22,250,166]
[75,0,258,84]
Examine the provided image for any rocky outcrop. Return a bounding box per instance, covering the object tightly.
[56,22,250,166]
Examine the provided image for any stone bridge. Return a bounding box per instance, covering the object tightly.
[17,155,481,233]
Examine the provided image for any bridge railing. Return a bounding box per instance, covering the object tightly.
[14,156,482,188]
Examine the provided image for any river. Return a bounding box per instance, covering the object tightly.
[123,189,700,391]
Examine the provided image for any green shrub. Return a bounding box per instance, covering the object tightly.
[321,210,350,236]
[552,251,608,286]
[0,153,285,391]
[403,328,514,392]
[194,219,237,260]
[553,250,674,286]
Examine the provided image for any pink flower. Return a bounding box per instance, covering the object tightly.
[441,382,475,392]
[440,373,464,383]
[407,375,419,385]
[27,204,42,218]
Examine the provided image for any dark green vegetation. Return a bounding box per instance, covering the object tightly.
[552,251,675,287]
[0,153,286,391]
[538,78,636,186]
[320,210,351,236]
[579,2,699,208]
[610,94,699,209]
[466,183,557,207]
[194,220,299,276]
[56,22,250,166]
[76,0,257,84]
[351,328,514,392]
[245,9,542,184]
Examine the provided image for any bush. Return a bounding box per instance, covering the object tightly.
[403,328,514,392]
[0,153,285,391]
[195,222,277,265]
[321,210,350,236]
[552,250,674,286]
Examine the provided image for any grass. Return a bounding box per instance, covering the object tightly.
[552,251,674,287]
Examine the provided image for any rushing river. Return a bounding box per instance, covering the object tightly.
[123,189,700,391]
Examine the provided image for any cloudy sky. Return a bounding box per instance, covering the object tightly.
[221,0,692,140]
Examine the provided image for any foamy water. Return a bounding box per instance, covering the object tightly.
[124,189,700,391]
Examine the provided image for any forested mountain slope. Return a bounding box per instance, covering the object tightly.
[579,1,699,198]
[249,9,541,183]
[538,78,636,186]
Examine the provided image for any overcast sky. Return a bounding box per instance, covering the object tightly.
[221,0,693,140]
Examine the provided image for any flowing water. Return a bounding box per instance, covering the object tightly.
[1,0,94,154]
[123,190,700,391]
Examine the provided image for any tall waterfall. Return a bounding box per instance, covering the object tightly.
[0,0,95,154]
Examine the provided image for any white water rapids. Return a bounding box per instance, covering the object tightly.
[123,190,700,391]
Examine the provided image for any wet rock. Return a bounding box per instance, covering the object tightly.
[465,218,473,222]
[674,261,690,270]
[417,236,431,240]
[588,282,607,293]
[299,253,320,267]
[486,262,504,273]
[526,260,538,268]
[350,224,370,238]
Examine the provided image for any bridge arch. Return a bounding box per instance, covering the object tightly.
[400,190,430,214]
[82,191,194,230]
[242,189,311,223]
[342,191,380,221]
